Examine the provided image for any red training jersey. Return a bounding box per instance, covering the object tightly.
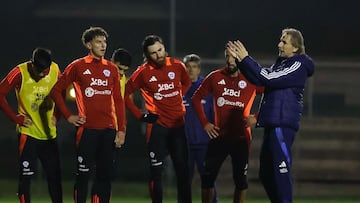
[125,57,191,128]
[192,68,262,139]
[51,55,126,131]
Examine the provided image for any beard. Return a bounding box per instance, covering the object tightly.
[151,57,166,67]
[226,64,238,75]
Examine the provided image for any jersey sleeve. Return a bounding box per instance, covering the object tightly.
[191,74,213,127]
[124,69,144,120]
[0,67,24,124]
[239,56,308,88]
[50,63,76,119]
[112,70,126,132]
[52,64,65,122]
[180,63,191,94]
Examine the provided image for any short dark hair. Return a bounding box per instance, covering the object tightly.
[31,47,52,72]
[142,35,163,59]
[112,48,132,67]
[81,27,108,46]
[183,54,201,65]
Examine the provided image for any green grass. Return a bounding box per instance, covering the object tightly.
[0,179,358,203]
[0,198,359,203]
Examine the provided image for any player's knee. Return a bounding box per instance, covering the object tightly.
[234,175,248,190]
[150,164,163,180]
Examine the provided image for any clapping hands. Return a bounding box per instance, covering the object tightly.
[227,40,249,61]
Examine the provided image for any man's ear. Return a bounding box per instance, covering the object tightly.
[293,47,299,53]
[86,42,91,49]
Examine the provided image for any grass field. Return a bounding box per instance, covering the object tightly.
[0,179,358,203]
[0,198,358,203]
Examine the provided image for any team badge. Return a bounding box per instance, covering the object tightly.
[31,103,39,112]
[168,72,175,80]
[103,69,110,77]
[78,156,83,163]
[238,80,247,89]
[150,152,155,158]
[22,161,29,168]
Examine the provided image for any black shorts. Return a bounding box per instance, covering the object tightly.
[147,123,189,169]
[75,128,116,176]
[202,136,250,189]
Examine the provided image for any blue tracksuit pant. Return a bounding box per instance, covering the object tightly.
[259,127,296,203]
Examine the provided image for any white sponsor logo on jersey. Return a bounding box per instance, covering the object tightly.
[217,96,244,108]
[149,76,158,82]
[158,82,174,92]
[222,88,241,97]
[85,87,95,97]
[217,79,226,85]
[83,69,91,75]
[90,78,108,86]
[149,76,157,82]
[154,91,179,100]
[33,86,49,94]
[84,87,112,97]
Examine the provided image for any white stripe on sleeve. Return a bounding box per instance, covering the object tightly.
[260,61,301,80]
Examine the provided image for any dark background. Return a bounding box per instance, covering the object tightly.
[0,0,359,196]
[1,0,359,71]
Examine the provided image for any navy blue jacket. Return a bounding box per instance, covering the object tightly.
[237,54,314,131]
[183,77,214,146]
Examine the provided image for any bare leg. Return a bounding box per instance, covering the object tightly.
[233,188,247,203]
[202,188,215,203]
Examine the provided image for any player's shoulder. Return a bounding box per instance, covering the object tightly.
[105,59,119,72]
[207,68,223,78]
[50,61,60,69]
[169,57,183,64]
[8,65,22,78]
[135,63,149,73]
[169,57,186,68]
[129,63,149,80]
[107,60,117,68]
[48,62,61,74]
[62,57,88,75]
[67,57,84,68]
[238,72,260,90]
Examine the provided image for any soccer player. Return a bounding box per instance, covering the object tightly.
[111,48,132,97]
[192,48,262,203]
[0,47,63,203]
[227,27,315,203]
[50,26,126,203]
[110,47,132,179]
[182,54,217,203]
[125,35,192,203]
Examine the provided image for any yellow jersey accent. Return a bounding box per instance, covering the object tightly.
[120,74,126,98]
[17,62,59,140]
